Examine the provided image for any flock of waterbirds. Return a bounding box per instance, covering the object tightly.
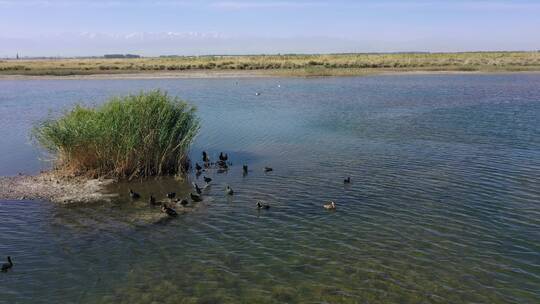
[127,150,348,218]
[0,150,349,274]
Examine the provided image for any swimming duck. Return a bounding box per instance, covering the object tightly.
[129,189,140,199]
[256,201,270,210]
[1,256,13,272]
[264,167,273,172]
[192,182,202,194]
[161,205,178,217]
[203,176,212,184]
[190,192,202,202]
[225,185,234,196]
[344,177,351,184]
[217,160,228,169]
[323,201,337,210]
[167,192,176,199]
[255,92,261,96]
[202,151,210,163]
[195,162,202,172]
[242,164,248,174]
[178,199,189,206]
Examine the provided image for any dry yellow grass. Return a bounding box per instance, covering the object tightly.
[1,52,540,76]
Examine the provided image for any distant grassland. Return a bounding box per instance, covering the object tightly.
[1,52,540,77]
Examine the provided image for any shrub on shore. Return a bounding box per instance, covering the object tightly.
[34,90,200,179]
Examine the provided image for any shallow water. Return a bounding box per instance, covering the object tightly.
[0,74,539,303]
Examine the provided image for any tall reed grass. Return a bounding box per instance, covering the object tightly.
[34,90,200,178]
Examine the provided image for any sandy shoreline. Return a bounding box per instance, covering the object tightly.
[0,172,117,204]
[1,69,539,80]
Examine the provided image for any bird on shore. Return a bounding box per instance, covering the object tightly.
[202,151,210,163]
[256,201,270,210]
[225,185,234,196]
[242,164,248,175]
[161,205,178,217]
[193,182,202,194]
[203,176,212,184]
[167,192,176,200]
[190,192,202,202]
[344,177,351,184]
[195,162,202,172]
[1,256,13,273]
[129,189,140,199]
[219,152,229,162]
[149,195,160,206]
[323,201,336,210]
[264,167,273,172]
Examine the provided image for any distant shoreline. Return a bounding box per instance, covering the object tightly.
[1,52,539,79]
[1,69,540,80]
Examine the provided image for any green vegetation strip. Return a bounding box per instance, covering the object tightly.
[2,52,540,76]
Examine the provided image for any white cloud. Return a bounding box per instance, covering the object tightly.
[211,1,328,9]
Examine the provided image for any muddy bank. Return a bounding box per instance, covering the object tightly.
[0,172,117,204]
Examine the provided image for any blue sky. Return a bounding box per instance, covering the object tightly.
[1,0,539,56]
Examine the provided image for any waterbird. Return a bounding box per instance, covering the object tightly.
[167,192,176,199]
[255,92,261,96]
[178,199,189,206]
[344,177,351,184]
[193,182,202,194]
[264,167,273,172]
[190,192,202,202]
[1,256,13,273]
[219,152,228,161]
[242,164,248,174]
[256,201,270,210]
[323,201,336,210]
[129,189,140,199]
[195,162,202,172]
[203,176,212,184]
[202,151,210,162]
[225,185,234,196]
[161,205,178,217]
[217,160,228,170]
[149,195,160,206]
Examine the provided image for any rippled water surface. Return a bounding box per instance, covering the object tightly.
[1,75,539,303]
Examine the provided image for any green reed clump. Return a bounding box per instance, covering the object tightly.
[34,90,200,178]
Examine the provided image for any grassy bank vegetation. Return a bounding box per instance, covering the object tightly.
[2,52,540,76]
[33,91,200,179]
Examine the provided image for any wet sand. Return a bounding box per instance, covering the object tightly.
[0,172,117,204]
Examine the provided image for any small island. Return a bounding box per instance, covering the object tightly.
[0,90,200,204]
